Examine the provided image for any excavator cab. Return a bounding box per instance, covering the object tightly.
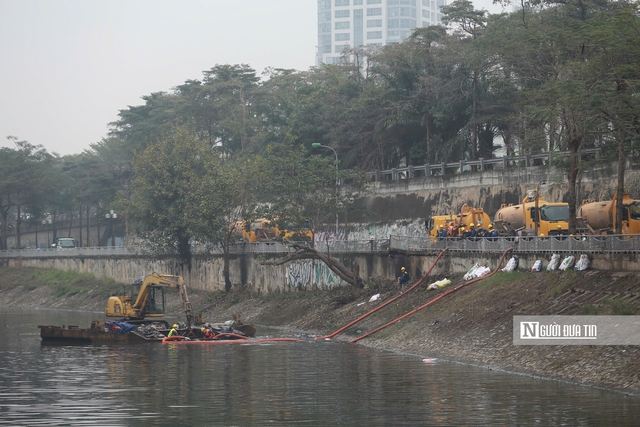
[131,283,166,316]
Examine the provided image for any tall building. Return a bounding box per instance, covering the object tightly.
[317,0,446,66]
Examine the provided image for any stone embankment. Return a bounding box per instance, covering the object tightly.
[1,266,638,395]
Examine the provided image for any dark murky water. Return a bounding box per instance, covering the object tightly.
[1,306,639,426]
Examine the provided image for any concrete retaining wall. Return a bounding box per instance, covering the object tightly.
[6,250,637,292]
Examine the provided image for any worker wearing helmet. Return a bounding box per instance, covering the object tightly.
[437,224,448,240]
[554,224,568,239]
[168,324,180,337]
[486,223,499,241]
[467,223,480,241]
[201,326,215,339]
[397,267,410,290]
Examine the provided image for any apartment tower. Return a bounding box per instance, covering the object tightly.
[317,0,446,66]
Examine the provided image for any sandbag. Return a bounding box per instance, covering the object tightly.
[464,264,490,280]
[531,260,542,272]
[559,255,576,271]
[574,254,590,271]
[501,256,519,272]
[428,278,452,290]
[547,254,561,271]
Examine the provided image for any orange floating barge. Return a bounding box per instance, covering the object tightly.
[162,335,301,345]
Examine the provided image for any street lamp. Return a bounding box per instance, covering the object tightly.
[42,217,52,248]
[105,210,117,247]
[312,143,339,235]
[535,181,546,236]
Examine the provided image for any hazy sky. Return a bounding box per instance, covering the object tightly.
[1,0,507,156]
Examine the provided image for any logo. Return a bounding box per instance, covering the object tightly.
[512,316,639,345]
[519,321,596,340]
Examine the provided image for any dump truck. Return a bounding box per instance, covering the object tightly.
[427,204,493,238]
[576,191,640,234]
[493,189,569,236]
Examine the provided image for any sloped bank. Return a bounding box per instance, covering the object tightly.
[1,267,639,395]
[203,270,640,395]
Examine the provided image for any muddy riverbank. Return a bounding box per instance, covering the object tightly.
[1,266,639,395]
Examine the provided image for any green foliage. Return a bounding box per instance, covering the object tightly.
[3,1,640,246]
[20,269,121,299]
[32,269,96,286]
[581,299,638,315]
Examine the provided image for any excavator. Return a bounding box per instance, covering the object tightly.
[105,273,193,329]
[39,273,256,343]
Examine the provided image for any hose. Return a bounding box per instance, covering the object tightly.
[349,247,513,344]
[315,248,449,340]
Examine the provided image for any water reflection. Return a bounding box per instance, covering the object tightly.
[1,307,639,426]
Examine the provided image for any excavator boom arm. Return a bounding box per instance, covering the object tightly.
[131,273,193,328]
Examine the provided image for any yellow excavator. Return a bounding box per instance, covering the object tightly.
[105,273,193,329]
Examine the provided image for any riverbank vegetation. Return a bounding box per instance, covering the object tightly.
[2,0,639,253]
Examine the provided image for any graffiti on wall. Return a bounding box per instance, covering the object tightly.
[286,259,343,290]
[346,220,428,241]
[314,230,347,243]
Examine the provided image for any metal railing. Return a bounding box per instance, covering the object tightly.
[1,234,639,258]
[390,234,640,254]
[366,148,601,181]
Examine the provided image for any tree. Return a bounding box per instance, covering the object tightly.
[0,137,53,250]
[253,141,369,288]
[125,126,201,270]
[184,143,250,292]
[582,5,640,233]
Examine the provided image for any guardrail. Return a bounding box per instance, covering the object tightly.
[367,148,601,181]
[390,235,640,254]
[1,235,639,258]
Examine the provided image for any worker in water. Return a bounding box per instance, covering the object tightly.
[201,326,216,339]
[168,324,180,337]
[397,267,410,289]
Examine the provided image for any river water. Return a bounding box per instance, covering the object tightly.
[1,307,639,426]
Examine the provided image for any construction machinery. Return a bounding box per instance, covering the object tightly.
[427,204,492,238]
[576,191,640,234]
[233,218,313,243]
[493,189,569,236]
[105,273,193,329]
[40,274,258,344]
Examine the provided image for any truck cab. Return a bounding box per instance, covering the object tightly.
[52,237,77,250]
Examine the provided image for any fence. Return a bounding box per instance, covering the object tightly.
[2,234,639,258]
[367,148,601,181]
